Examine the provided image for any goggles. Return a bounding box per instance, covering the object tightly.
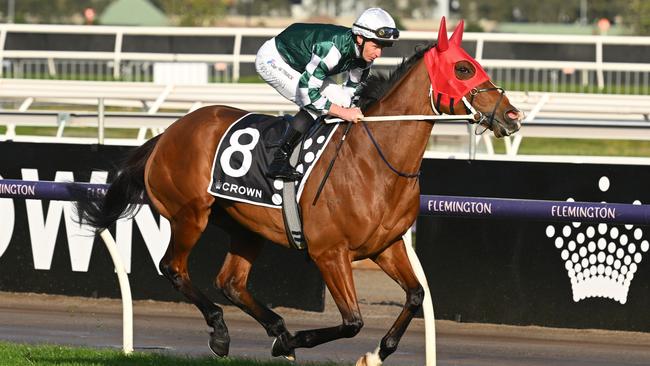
[353,23,400,40]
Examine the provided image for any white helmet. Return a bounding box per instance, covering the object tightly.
[352,8,400,45]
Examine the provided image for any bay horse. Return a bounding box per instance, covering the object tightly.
[78,18,522,365]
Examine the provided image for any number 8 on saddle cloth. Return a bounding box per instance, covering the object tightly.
[208,113,339,210]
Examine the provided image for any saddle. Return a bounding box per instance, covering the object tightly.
[207,113,339,249]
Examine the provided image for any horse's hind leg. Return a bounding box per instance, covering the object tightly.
[367,239,424,364]
[271,247,364,359]
[215,227,294,359]
[158,201,230,357]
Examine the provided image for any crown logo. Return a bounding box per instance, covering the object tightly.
[545,176,648,304]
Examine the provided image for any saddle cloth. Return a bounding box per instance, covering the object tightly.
[207,113,339,208]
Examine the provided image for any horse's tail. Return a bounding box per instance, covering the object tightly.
[75,134,162,231]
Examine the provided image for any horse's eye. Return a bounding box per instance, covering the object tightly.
[457,67,470,74]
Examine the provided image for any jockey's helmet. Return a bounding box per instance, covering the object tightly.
[352,8,400,47]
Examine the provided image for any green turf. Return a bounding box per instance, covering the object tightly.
[1,126,156,139]
[492,137,650,157]
[498,81,650,95]
[0,341,346,366]
[4,125,650,157]
[14,126,141,138]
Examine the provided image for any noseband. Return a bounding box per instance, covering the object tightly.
[429,85,506,135]
[464,87,506,135]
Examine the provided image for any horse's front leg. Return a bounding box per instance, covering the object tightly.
[365,239,424,365]
[271,247,364,360]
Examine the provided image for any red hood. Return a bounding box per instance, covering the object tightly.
[424,18,490,107]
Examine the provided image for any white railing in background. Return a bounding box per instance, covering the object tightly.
[1,24,650,92]
[1,79,649,159]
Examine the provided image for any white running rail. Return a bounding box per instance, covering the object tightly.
[1,79,649,156]
[1,23,650,91]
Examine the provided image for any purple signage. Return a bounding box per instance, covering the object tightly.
[3,179,650,225]
[0,179,109,201]
[420,195,650,225]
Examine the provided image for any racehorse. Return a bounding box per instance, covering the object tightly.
[77,18,522,365]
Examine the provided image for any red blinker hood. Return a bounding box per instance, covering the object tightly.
[424,17,490,107]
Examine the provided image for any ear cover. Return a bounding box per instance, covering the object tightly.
[424,18,490,108]
[450,19,464,46]
[436,16,449,52]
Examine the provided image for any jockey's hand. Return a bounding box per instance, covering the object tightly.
[331,104,364,123]
[346,107,365,123]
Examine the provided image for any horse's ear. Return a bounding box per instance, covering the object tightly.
[436,16,449,52]
[450,19,464,46]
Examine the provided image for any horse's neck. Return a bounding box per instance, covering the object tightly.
[362,60,434,176]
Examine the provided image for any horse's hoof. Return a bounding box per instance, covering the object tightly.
[209,334,230,357]
[355,349,382,366]
[271,335,296,361]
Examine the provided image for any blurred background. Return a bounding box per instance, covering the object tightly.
[0,0,648,157]
[0,0,648,34]
[2,4,650,360]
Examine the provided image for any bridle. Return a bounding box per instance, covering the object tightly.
[323,68,509,181]
[429,85,506,135]
[356,76,505,178]
[360,81,507,179]
[465,86,506,135]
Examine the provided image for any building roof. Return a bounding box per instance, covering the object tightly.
[100,0,168,26]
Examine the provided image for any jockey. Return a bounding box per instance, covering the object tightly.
[255,7,400,181]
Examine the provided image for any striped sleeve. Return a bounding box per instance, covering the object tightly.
[343,64,371,99]
[297,42,342,115]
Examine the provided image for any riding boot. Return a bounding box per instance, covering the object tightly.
[267,125,304,181]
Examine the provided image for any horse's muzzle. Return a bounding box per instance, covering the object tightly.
[503,108,523,135]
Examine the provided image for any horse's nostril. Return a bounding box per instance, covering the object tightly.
[506,109,519,120]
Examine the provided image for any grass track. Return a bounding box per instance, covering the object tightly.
[0,341,347,366]
[3,126,650,158]
[491,137,650,157]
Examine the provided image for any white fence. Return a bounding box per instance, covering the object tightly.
[1,79,650,161]
[1,24,650,92]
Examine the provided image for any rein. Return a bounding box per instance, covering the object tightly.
[323,113,479,124]
[312,122,354,205]
[315,84,504,182]
[312,112,476,204]
[322,113,478,180]
[319,91,487,180]
[361,120,420,178]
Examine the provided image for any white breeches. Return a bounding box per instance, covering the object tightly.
[255,38,352,118]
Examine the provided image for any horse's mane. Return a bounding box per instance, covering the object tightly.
[356,42,435,112]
